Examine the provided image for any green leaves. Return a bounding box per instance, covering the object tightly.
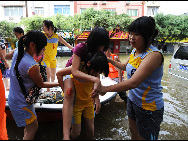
[154,13,188,44]
[2,8,187,47]
[19,15,45,33]
[0,20,18,44]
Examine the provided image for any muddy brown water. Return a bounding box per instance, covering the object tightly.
[6,54,188,140]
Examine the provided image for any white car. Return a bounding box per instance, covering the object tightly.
[168,43,188,80]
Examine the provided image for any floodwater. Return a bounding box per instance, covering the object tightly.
[6,54,188,140]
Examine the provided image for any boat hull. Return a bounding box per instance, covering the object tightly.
[5,75,118,121]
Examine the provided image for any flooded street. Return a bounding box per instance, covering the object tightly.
[6,54,188,140]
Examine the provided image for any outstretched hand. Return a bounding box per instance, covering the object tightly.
[90,80,101,98]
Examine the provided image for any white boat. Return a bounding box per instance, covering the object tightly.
[5,74,118,121]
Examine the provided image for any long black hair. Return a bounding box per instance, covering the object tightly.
[14,30,47,72]
[86,26,110,54]
[128,16,158,50]
[43,20,57,33]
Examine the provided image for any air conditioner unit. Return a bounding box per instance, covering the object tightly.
[9,16,13,20]
[93,1,97,5]
[102,1,106,5]
[126,1,130,5]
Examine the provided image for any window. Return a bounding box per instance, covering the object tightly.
[127,9,138,16]
[105,9,115,12]
[147,6,159,16]
[4,6,23,17]
[35,7,44,16]
[174,46,188,60]
[104,9,116,15]
[80,8,86,14]
[54,5,70,15]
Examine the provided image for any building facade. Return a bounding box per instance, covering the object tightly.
[74,1,144,19]
[0,1,74,23]
[144,1,188,53]
[144,1,188,17]
[75,28,130,54]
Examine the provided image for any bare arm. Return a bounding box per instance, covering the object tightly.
[56,66,72,91]
[29,65,59,88]
[108,56,130,71]
[71,53,100,83]
[0,49,10,68]
[114,56,123,82]
[71,53,101,97]
[99,52,163,94]
[5,49,14,60]
[58,34,74,50]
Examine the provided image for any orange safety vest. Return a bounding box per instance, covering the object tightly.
[108,53,124,79]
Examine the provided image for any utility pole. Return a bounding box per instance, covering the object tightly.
[25,1,28,17]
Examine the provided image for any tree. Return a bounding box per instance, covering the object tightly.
[0,20,18,44]
[154,13,188,50]
[20,15,45,32]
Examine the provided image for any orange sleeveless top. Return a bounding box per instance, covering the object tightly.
[108,53,124,79]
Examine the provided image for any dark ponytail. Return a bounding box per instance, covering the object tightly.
[43,20,57,33]
[14,30,47,73]
[14,35,26,72]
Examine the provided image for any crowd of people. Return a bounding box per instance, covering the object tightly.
[0,16,164,140]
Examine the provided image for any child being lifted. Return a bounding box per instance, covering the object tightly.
[56,52,109,140]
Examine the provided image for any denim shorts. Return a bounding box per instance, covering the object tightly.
[127,98,164,140]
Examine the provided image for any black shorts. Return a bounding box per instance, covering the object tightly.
[127,98,164,140]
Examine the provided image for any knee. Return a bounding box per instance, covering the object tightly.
[64,88,74,101]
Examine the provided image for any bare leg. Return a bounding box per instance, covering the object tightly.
[128,116,140,140]
[23,119,38,140]
[50,68,56,82]
[46,67,51,92]
[70,123,81,140]
[85,118,94,140]
[128,117,145,140]
[62,78,75,140]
